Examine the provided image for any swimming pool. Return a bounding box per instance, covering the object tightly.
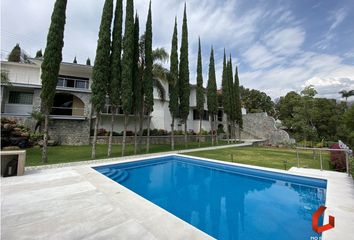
[94,155,326,240]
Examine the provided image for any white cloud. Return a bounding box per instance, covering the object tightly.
[263,27,305,56]
[241,51,354,99]
[304,77,354,99]
[242,43,282,69]
[329,8,347,31]
[315,8,348,50]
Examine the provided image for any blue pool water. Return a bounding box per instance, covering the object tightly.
[94,156,326,240]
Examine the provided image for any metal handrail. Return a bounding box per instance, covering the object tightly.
[295,146,351,176]
[57,77,89,89]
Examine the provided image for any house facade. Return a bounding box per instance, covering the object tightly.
[1,59,242,145]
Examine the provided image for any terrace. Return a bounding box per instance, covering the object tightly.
[1,143,353,239]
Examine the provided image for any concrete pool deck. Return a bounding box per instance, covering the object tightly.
[1,153,353,239]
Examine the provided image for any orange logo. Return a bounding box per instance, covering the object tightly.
[312,206,335,233]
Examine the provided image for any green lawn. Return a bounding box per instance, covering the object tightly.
[25,141,228,166]
[185,146,331,170]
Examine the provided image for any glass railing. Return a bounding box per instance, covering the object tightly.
[50,106,85,116]
[57,77,89,89]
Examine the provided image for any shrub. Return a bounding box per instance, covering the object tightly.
[351,157,354,179]
[97,128,107,136]
[330,143,347,172]
[174,130,184,135]
[125,130,134,136]
[29,132,44,145]
[112,131,121,136]
[150,129,159,136]
[199,129,209,135]
[157,129,168,136]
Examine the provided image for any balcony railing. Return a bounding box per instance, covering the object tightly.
[51,106,85,116]
[57,76,89,89]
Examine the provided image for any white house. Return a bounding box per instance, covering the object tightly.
[1,59,241,145]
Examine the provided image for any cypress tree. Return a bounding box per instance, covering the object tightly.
[132,13,141,154]
[221,50,230,143]
[227,56,236,142]
[91,0,113,159]
[86,58,91,66]
[196,37,204,147]
[234,66,243,141]
[206,47,217,145]
[35,49,43,58]
[73,56,77,63]
[179,3,190,147]
[169,17,179,150]
[8,43,21,62]
[144,1,153,153]
[40,0,68,163]
[121,0,134,156]
[107,0,123,157]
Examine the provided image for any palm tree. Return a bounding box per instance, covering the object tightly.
[339,90,354,102]
[136,34,169,152]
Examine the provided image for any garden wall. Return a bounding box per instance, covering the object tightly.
[49,119,91,145]
[90,135,215,145]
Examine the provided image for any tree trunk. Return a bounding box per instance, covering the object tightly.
[122,114,128,157]
[107,109,115,157]
[146,113,151,153]
[138,104,144,153]
[91,112,100,159]
[238,125,241,143]
[41,114,49,163]
[209,114,214,146]
[233,121,237,143]
[226,118,230,144]
[184,121,188,148]
[171,117,175,150]
[199,114,202,147]
[134,111,138,155]
[232,121,236,144]
[214,114,218,145]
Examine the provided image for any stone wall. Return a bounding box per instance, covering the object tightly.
[48,119,90,145]
[238,113,294,145]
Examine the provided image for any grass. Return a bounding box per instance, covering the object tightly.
[25,141,229,166]
[185,146,331,170]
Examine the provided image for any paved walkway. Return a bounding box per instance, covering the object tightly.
[289,167,354,240]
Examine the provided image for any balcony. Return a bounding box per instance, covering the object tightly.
[49,93,86,120]
[57,75,89,90]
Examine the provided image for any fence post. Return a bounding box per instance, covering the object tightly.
[346,151,350,176]
[319,150,323,171]
[296,149,300,168]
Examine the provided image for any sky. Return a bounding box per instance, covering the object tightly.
[1,0,354,100]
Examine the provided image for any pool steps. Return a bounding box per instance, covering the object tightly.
[97,168,129,183]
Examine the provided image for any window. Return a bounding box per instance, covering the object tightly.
[76,80,86,89]
[218,110,223,121]
[8,92,33,105]
[193,109,209,121]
